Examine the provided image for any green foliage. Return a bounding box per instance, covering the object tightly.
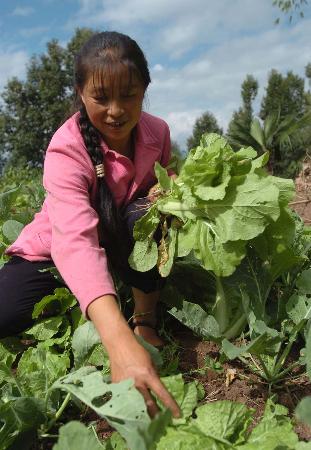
[187,111,223,151]
[0,27,94,169]
[228,109,311,178]
[260,70,307,120]
[228,68,311,178]
[0,166,45,266]
[228,75,259,142]
[53,421,104,450]
[295,396,311,426]
[273,0,308,23]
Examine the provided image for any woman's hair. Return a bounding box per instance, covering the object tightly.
[74,31,151,270]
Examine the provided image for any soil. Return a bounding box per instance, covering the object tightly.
[175,328,311,442]
[291,156,311,224]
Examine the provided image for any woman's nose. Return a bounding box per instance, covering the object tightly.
[107,99,124,117]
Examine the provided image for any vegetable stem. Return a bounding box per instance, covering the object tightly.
[45,392,71,433]
[257,355,272,381]
[224,313,247,340]
[213,277,228,334]
[55,392,71,421]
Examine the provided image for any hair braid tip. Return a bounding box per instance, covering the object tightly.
[95,163,105,178]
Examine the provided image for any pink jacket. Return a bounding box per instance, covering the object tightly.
[5,111,172,315]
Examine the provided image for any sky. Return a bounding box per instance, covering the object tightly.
[0,0,310,150]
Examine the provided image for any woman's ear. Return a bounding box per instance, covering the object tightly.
[76,87,85,105]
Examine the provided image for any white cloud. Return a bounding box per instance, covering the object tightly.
[68,0,274,58]
[152,64,164,72]
[12,6,34,16]
[19,26,50,38]
[0,50,28,91]
[146,15,311,148]
[164,110,203,148]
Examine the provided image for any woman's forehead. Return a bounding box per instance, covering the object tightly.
[87,63,142,94]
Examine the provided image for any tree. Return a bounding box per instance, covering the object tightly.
[170,140,184,160]
[260,70,307,120]
[187,112,222,151]
[228,110,311,177]
[273,0,308,23]
[227,75,258,147]
[0,28,94,170]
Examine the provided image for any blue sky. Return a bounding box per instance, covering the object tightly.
[0,0,310,149]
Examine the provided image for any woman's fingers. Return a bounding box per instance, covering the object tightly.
[137,386,160,418]
[147,376,181,418]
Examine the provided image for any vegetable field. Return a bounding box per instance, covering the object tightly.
[0,134,311,450]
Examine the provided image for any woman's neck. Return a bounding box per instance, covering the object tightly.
[106,131,135,159]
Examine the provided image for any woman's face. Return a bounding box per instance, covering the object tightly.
[80,70,145,153]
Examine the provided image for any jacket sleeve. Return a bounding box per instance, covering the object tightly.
[43,145,116,317]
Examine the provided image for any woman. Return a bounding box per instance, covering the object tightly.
[0,31,180,418]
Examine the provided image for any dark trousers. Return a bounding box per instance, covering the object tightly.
[0,199,164,338]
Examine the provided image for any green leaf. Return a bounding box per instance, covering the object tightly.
[158,227,177,277]
[161,374,199,423]
[295,442,311,450]
[32,287,77,318]
[286,294,311,325]
[296,269,311,295]
[196,219,246,277]
[157,424,218,450]
[137,409,172,450]
[16,344,70,397]
[222,334,274,360]
[0,337,24,367]
[52,367,150,450]
[72,321,101,369]
[250,152,270,171]
[106,432,127,449]
[193,400,253,445]
[206,173,280,243]
[306,326,311,381]
[128,239,158,272]
[25,316,63,340]
[241,399,298,450]
[0,361,16,386]
[0,397,46,449]
[53,421,104,450]
[133,204,160,241]
[2,220,24,242]
[0,186,21,221]
[154,162,173,191]
[87,343,110,370]
[176,220,197,257]
[135,335,163,369]
[250,118,265,147]
[295,397,311,426]
[169,301,221,340]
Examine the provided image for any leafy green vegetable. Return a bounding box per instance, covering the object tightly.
[53,421,104,450]
[52,367,150,450]
[129,133,297,338]
[295,396,311,426]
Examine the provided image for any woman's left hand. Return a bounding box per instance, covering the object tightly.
[147,183,162,203]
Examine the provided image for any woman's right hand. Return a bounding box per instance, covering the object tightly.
[108,334,180,418]
[87,295,180,418]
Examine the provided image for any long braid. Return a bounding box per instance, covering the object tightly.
[73,31,151,272]
[79,106,129,269]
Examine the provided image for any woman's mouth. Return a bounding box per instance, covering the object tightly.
[105,121,126,129]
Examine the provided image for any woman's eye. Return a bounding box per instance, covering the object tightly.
[94,96,108,102]
[122,92,136,98]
